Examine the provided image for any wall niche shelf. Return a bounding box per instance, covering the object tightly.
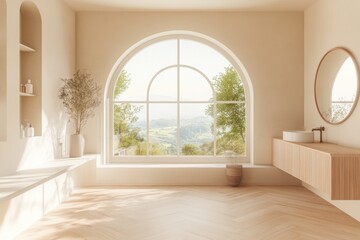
[19,43,35,52]
[19,2,42,137]
[19,92,36,97]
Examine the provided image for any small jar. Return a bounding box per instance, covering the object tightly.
[20,84,26,93]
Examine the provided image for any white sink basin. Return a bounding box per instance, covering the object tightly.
[283,131,314,143]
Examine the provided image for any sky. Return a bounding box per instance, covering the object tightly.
[115,39,234,121]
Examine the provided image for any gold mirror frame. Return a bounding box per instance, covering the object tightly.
[314,47,360,125]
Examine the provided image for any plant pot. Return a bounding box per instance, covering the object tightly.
[69,134,85,157]
[226,164,243,187]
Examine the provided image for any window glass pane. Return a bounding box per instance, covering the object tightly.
[180,39,230,81]
[149,104,177,155]
[180,104,213,156]
[111,38,248,161]
[113,103,146,156]
[180,67,213,101]
[216,103,246,156]
[117,40,177,101]
[213,66,245,102]
[149,67,177,101]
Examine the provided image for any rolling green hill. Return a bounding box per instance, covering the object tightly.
[134,116,213,154]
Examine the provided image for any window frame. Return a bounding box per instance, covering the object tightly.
[105,33,252,164]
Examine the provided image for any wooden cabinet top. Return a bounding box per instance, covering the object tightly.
[274,138,360,157]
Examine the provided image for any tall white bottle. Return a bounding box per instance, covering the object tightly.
[25,123,34,137]
[25,79,33,94]
[64,119,71,157]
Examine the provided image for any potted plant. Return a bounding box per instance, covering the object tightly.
[224,151,243,187]
[58,70,101,157]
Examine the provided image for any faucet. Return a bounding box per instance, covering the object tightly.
[312,126,325,143]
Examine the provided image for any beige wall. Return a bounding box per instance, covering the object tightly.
[0,0,6,141]
[76,12,304,164]
[304,0,360,221]
[0,0,75,176]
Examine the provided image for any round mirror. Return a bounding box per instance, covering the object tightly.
[315,47,359,124]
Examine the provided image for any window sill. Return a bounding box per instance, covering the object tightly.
[98,163,270,169]
[95,163,295,186]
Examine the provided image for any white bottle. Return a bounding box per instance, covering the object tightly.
[64,119,71,157]
[25,79,33,94]
[25,123,34,137]
[20,124,25,138]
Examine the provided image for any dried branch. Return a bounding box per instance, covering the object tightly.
[58,70,101,134]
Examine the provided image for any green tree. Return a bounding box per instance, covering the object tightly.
[206,66,246,155]
[182,144,202,155]
[113,70,144,154]
[135,142,163,155]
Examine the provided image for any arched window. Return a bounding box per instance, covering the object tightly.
[106,33,252,163]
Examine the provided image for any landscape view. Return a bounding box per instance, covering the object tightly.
[113,66,246,156]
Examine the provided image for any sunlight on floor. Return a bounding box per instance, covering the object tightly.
[15,186,360,240]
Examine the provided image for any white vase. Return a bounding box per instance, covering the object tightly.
[69,134,85,157]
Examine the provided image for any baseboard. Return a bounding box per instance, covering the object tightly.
[94,164,301,186]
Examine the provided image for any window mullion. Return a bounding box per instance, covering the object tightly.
[113,100,244,104]
[146,69,150,156]
[146,101,149,156]
[106,98,110,164]
[177,38,180,156]
[214,102,217,157]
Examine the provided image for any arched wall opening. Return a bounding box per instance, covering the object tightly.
[103,31,254,164]
[19,1,42,137]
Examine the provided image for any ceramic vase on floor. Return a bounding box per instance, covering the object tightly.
[69,134,85,157]
[226,165,243,187]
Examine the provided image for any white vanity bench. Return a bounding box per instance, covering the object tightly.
[0,155,97,240]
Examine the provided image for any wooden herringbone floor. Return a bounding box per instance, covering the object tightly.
[16,186,360,240]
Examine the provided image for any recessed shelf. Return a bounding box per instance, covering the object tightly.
[20,43,35,52]
[19,92,35,97]
[19,2,42,137]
